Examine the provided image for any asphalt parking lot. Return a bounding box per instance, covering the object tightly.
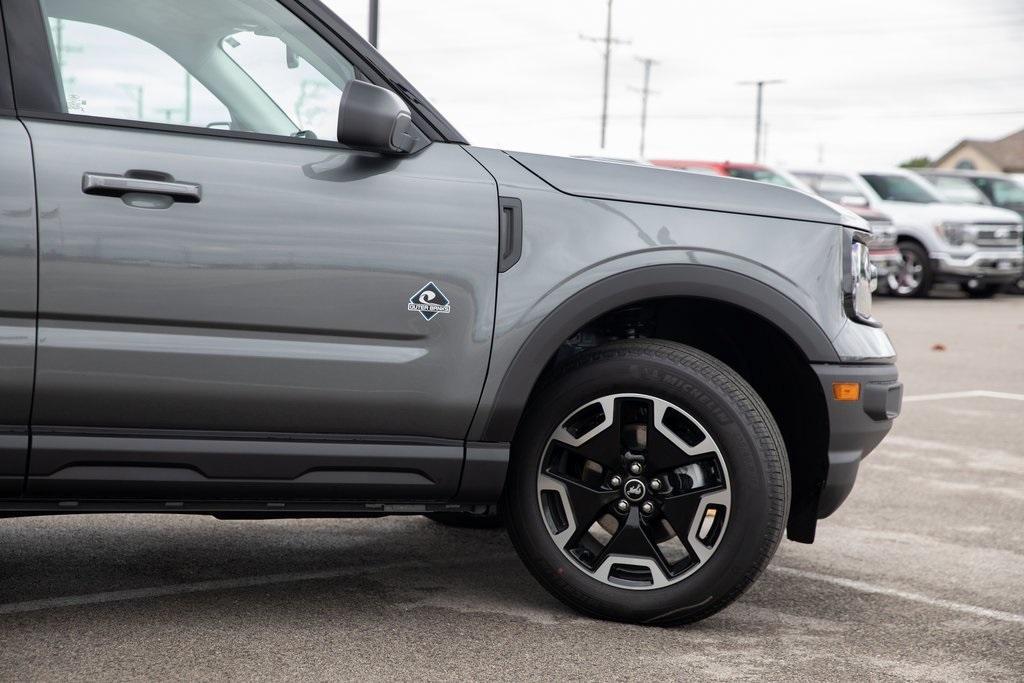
[1,290,1022,681]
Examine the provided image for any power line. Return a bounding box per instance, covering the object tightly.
[515,107,1024,125]
[629,57,658,159]
[738,79,784,162]
[580,0,630,149]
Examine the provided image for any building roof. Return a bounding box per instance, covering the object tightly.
[937,127,1024,172]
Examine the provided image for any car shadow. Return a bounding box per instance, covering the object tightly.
[0,515,563,618]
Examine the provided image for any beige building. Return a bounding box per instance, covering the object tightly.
[935,127,1024,173]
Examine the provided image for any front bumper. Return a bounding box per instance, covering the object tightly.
[933,249,1023,283]
[812,363,902,518]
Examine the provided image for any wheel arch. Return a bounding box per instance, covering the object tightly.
[470,264,837,542]
[474,264,837,442]
[895,234,929,251]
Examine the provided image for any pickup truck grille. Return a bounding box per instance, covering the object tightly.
[972,223,1023,249]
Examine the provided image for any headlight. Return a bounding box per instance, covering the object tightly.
[935,221,974,246]
[845,237,876,323]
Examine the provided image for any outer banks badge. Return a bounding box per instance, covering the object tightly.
[408,282,451,321]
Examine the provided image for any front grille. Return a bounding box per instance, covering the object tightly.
[972,223,1023,249]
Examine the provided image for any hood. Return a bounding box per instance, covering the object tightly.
[875,200,1023,226]
[508,152,868,230]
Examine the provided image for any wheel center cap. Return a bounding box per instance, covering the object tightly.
[623,479,646,502]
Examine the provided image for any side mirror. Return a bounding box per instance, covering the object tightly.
[840,195,869,208]
[337,80,417,154]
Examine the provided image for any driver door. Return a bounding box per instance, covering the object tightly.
[11,0,498,499]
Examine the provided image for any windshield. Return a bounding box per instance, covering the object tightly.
[794,172,869,204]
[925,176,991,205]
[861,174,941,204]
[727,168,795,188]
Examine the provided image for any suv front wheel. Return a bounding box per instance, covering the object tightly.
[504,340,789,625]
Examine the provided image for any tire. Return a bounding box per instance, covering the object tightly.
[426,507,504,529]
[887,241,933,298]
[960,283,1001,299]
[503,340,790,626]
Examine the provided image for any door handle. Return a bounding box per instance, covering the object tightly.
[82,172,202,204]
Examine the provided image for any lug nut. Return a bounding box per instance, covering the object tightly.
[641,501,655,515]
[616,499,630,513]
[609,475,623,488]
[629,463,643,475]
[649,478,662,492]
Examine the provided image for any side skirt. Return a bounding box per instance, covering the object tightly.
[0,430,511,514]
[19,428,474,503]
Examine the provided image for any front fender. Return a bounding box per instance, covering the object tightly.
[469,263,840,443]
[462,146,848,445]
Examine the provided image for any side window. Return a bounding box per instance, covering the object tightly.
[38,0,358,142]
[991,180,1024,206]
[46,18,230,127]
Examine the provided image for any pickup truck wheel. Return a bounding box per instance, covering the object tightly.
[887,241,932,297]
[504,340,789,625]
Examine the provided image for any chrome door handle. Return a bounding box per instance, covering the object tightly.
[82,172,202,203]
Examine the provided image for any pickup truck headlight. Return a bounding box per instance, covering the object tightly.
[935,221,974,246]
[868,221,897,249]
[844,233,877,324]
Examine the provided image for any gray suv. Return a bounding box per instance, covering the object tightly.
[0,0,901,625]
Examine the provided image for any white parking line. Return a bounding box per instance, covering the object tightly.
[0,556,510,617]
[772,566,1024,625]
[4,555,1022,626]
[903,390,1024,403]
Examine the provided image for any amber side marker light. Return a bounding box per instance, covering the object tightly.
[832,382,861,401]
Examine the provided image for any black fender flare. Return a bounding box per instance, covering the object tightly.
[472,264,839,443]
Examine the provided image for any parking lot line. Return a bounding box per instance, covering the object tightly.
[5,551,1022,626]
[903,390,1024,403]
[772,566,1024,625]
[0,555,511,617]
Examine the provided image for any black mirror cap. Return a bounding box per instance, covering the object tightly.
[337,80,416,154]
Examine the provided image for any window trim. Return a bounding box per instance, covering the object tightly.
[17,110,382,151]
[0,0,462,146]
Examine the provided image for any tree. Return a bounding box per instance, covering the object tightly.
[899,156,933,169]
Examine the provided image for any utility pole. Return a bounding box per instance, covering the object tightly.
[580,0,630,149]
[368,0,380,48]
[184,74,192,124]
[120,84,144,120]
[53,19,83,69]
[738,79,784,162]
[629,57,658,159]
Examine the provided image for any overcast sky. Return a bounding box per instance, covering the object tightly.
[325,0,1024,168]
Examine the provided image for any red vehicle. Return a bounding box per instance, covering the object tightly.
[650,160,806,189]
